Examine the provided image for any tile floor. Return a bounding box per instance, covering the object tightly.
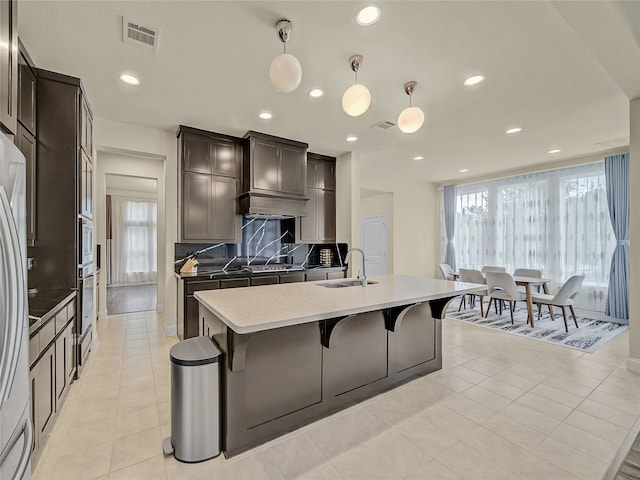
[32,310,640,480]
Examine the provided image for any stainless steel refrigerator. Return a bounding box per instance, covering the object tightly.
[0,132,32,479]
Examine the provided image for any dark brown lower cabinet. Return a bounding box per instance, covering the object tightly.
[65,321,75,385]
[35,343,55,440]
[250,276,279,286]
[55,333,66,402]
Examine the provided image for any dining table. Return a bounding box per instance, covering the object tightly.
[450,271,551,328]
[512,275,552,328]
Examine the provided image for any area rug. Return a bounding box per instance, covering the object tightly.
[445,304,627,353]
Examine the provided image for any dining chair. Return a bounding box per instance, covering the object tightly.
[513,268,542,278]
[531,274,585,332]
[513,268,543,293]
[481,265,506,273]
[439,263,455,281]
[485,271,527,324]
[458,268,488,316]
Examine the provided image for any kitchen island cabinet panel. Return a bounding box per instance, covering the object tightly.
[323,311,388,396]
[389,303,437,373]
[195,275,478,457]
[230,323,322,430]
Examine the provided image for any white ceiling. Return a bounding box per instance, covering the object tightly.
[18,1,636,183]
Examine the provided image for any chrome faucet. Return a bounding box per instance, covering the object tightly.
[345,248,367,287]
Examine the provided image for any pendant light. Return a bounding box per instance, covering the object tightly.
[342,54,371,117]
[397,81,424,134]
[269,19,302,93]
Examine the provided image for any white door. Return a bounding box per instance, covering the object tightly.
[361,214,388,275]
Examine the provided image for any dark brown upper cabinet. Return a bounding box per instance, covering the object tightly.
[18,41,36,136]
[178,126,242,243]
[183,130,237,177]
[80,93,93,160]
[243,132,306,196]
[0,0,18,136]
[298,153,336,243]
[16,123,36,244]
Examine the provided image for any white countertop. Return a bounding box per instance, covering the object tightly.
[194,274,484,334]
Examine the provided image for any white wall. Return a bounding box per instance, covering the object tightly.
[97,156,163,317]
[94,118,178,335]
[360,175,438,278]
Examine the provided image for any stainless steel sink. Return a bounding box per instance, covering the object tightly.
[317,280,378,288]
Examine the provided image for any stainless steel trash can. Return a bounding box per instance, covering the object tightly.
[164,336,221,463]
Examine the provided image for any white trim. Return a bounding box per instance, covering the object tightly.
[164,324,177,337]
[627,357,640,374]
[156,303,164,312]
[97,309,108,319]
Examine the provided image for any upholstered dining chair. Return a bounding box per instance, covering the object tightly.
[513,268,542,278]
[439,263,455,281]
[481,265,506,273]
[513,268,543,293]
[485,271,527,324]
[531,274,585,332]
[458,268,488,316]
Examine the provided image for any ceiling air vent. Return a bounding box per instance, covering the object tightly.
[122,17,160,53]
[372,120,396,130]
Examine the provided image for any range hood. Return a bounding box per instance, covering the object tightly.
[239,131,309,217]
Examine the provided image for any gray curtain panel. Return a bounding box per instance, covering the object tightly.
[605,153,629,321]
[443,184,457,271]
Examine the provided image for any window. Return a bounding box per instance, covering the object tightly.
[444,162,615,312]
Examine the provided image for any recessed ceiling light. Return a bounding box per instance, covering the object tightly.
[413,156,424,161]
[506,127,522,134]
[459,169,469,173]
[119,73,140,86]
[548,149,562,154]
[463,75,485,87]
[346,135,358,142]
[357,5,381,26]
[308,89,324,98]
[259,112,273,120]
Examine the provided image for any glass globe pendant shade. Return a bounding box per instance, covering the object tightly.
[398,106,425,134]
[342,84,371,117]
[269,53,302,93]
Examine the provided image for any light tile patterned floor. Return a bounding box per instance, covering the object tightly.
[32,310,640,480]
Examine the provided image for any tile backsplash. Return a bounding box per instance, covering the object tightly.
[175,217,347,270]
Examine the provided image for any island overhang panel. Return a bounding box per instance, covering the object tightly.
[195,274,482,457]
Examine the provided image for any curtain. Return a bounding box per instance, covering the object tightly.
[110,196,157,285]
[605,154,629,321]
[444,162,616,314]
[443,184,457,270]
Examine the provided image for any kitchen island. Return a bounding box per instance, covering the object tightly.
[195,274,481,457]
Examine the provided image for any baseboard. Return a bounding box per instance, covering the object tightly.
[164,324,177,337]
[97,309,107,319]
[627,357,640,374]
[156,304,164,312]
